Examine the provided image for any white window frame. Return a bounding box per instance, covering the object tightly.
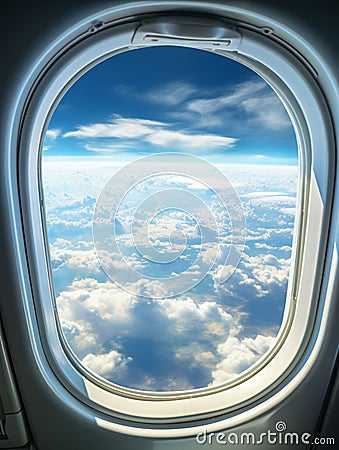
[15,1,335,438]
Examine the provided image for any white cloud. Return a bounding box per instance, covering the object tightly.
[63,115,236,151]
[57,278,136,325]
[213,263,269,299]
[63,116,165,139]
[82,350,132,378]
[243,193,296,210]
[280,207,296,215]
[61,318,99,354]
[83,143,136,153]
[160,296,234,335]
[254,242,276,250]
[46,217,92,230]
[242,191,292,199]
[46,128,61,140]
[50,246,100,274]
[246,254,290,287]
[210,334,275,385]
[212,250,291,302]
[138,375,195,391]
[145,128,236,149]
[253,154,268,160]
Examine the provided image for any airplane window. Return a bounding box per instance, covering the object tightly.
[41,45,298,393]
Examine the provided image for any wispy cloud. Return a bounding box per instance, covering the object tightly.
[63,116,165,139]
[116,81,198,107]
[184,79,290,132]
[83,142,137,153]
[143,81,198,106]
[63,115,237,152]
[186,80,266,115]
[145,128,236,149]
[253,154,268,160]
[241,95,291,130]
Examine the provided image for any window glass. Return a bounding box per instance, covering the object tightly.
[42,46,298,391]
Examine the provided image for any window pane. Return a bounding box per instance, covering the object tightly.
[42,46,298,392]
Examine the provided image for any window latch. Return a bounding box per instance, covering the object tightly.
[131,16,241,51]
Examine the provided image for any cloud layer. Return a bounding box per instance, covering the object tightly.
[41,161,297,390]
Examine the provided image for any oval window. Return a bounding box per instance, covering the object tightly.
[41,45,298,392]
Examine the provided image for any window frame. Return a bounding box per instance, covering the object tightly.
[16,3,335,438]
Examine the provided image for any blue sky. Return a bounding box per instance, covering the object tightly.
[44,46,298,164]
